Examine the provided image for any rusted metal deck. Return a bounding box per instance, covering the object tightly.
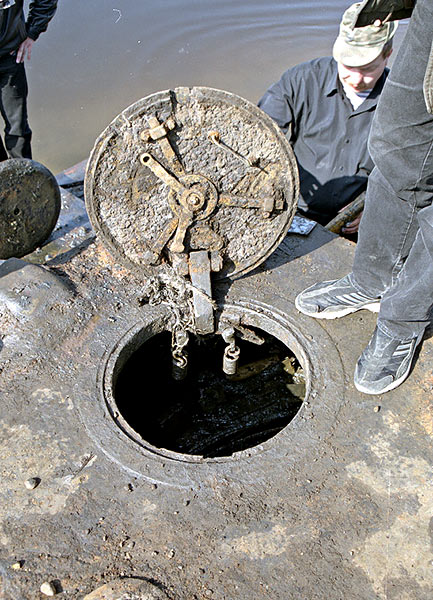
[1,81,433,598]
[0,163,432,599]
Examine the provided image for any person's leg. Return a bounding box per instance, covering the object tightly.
[0,67,10,160]
[354,203,433,394]
[378,203,433,340]
[351,168,427,298]
[0,61,32,159]
[352,0,433,301]
[352,0,433,393]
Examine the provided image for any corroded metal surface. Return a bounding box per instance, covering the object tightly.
[0,226,432,598]
[188,250,214,334]
[55,159,87,188]
[1,126,433,600]
[84,87,299,280]
[0,159,61,259]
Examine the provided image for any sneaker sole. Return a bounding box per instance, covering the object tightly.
[354,367,411,395]
[294,297,380,319]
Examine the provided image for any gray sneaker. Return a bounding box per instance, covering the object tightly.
[354,326,422,395]
[295,273,380,319]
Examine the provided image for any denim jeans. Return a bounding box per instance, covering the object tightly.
[0,53,31,159]
[352,0,433,339]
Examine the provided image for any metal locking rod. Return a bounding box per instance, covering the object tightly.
[140,153,187,195]
[208,130,258,169]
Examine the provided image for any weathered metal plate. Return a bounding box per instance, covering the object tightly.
[1,203,433,597]
[0,159,61,259]
[85,86,299,280]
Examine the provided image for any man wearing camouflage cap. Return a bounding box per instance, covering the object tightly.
[295,0,433,395]
[259,3,396,232]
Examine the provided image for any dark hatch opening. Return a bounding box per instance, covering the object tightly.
[114,329,305,458]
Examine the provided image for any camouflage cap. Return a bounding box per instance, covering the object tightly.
[332,2,398,67]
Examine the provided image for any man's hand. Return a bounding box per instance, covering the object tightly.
[341,211,363,235]
[15,38,34,63]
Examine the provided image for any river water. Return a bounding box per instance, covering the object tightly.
[24,0,408,174]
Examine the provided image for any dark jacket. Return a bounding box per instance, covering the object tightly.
[258,57,389,224]
[0,0,57,57]
[355,0,415,26]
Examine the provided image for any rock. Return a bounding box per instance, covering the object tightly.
[228,356,278,381]
[40,581,56,596]
[83,578,170,599]
[286,382,306,399]
[11,561,23,570]
[24,477,40,490]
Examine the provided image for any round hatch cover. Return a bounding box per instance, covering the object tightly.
[85,86,299,280]
[0,159,60,260]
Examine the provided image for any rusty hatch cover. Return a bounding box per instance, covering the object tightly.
[84,87,299,281]
[0,159,61,260]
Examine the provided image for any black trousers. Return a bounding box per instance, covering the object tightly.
[0,52,32,160]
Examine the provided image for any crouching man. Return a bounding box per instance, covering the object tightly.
[258,3,396,233]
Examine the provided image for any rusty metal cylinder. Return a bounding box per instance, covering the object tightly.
[223,344,240,375]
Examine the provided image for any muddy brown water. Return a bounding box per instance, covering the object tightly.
[24,0,408,174]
